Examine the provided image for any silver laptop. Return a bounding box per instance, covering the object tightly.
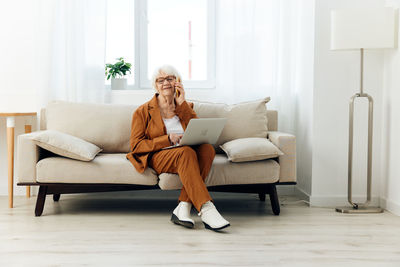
[162,118,227,150]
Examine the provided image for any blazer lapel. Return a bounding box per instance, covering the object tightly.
[148,94,167,137]
[148,93,190,135]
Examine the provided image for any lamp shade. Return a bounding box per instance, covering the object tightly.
[331,8,397,50]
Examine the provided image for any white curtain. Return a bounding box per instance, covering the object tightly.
[215,0,314,133]
[36,0,109,108]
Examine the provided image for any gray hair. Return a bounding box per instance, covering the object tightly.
[151,65,182,90]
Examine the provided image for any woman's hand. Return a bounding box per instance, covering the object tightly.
[168,133,183,145]
[174,81,185,105]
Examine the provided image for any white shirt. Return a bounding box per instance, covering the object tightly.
[162,115,184,135]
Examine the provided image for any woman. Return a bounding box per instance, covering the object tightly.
[126,65,230,231]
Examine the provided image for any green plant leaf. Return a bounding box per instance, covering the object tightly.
[105,57,132,78]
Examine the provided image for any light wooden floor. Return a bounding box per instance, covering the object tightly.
[1,190,400,267]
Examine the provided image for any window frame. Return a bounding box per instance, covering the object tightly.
[107,0,216,90]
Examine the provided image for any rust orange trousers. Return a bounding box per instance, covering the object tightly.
[149,144,215,212]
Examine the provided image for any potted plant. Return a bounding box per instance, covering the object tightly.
[105,57,132,90]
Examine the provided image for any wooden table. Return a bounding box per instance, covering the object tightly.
[0,112,37,208]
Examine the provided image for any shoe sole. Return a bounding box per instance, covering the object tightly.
[203,222,230,231]
[170,214,194,229]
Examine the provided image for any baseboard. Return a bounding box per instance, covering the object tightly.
[294,186,310,203]
[310,195,381,208]
[380,197,400,216]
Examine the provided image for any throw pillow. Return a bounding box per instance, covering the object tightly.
[220,137,283,162]
[32,130,103,161]
[191,97,270,147]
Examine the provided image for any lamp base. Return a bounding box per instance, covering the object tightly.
[335,206,383,213]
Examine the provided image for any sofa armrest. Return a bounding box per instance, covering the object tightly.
[268,131,296,183]
[16,131,43,184]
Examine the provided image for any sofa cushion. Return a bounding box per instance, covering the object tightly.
[191,97,270,151]
[36,153,158,185]
[45,101,137,153]
[220,137,283,162]
[158,154,280,190]
[32,130,102,161]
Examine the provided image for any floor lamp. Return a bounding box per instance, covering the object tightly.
[330,8,397,213]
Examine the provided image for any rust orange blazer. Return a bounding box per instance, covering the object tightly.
[126,93,197,173]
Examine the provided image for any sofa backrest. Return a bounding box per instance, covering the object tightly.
[41,101,137,153]
[40,100,278,153]
[266,110,277,131]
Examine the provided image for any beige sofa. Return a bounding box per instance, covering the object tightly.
[16,100,296,216]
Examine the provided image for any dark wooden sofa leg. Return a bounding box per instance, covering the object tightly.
[258,192,266,201]
[268,185,280,215]
[53,194,60,202]
[35,186,48,217]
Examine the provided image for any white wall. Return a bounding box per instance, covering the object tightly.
[381,0,400,215]
[311,0,385,206]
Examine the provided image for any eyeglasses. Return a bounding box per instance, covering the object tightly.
[156,76,176,84]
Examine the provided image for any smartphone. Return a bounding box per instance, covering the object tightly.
[175,77,181,97]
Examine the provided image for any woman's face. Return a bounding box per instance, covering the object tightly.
[155,71,176,97]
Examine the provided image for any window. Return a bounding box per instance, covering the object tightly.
[105,0,135,86]
[105,0,215,89]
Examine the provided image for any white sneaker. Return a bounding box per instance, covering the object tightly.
[198,201,230,231]
[171,201,195,228]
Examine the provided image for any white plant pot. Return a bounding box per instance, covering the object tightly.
[111,78,128,90]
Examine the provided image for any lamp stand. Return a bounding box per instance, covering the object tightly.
[336,48,383,214]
